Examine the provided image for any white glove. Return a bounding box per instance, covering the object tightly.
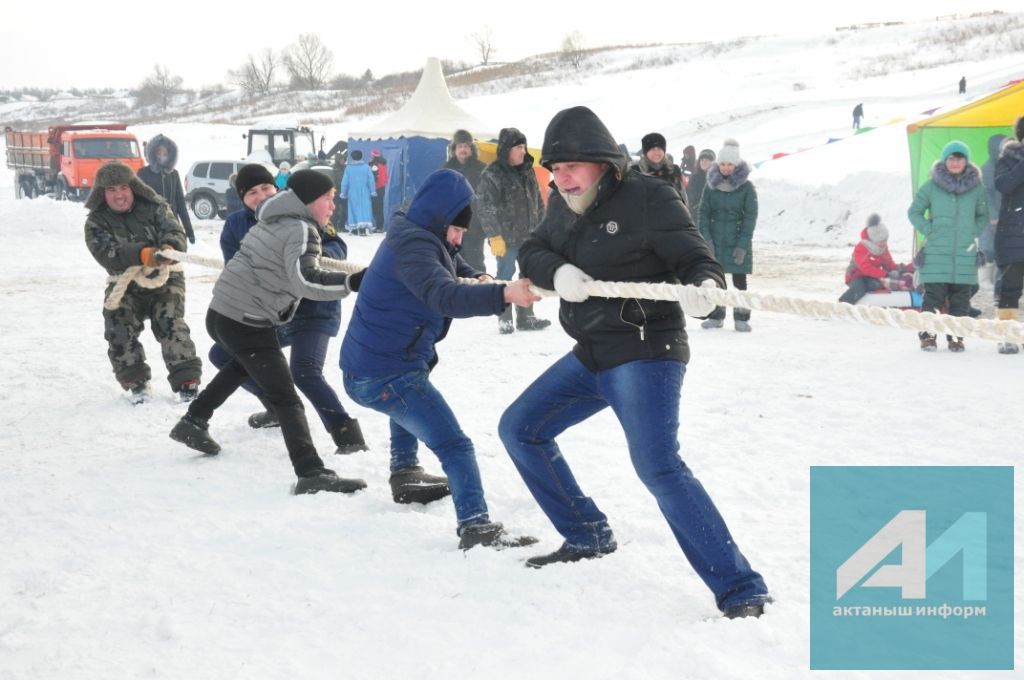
[682,279,719,318]
[553,263,593,303]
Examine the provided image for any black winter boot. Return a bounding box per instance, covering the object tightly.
[458,522,538,551]
[331,416,369,455]
[125,380,151,405]
[724,603,765,619]
[516,304,551,331]
[169,413,221,455]
[525,543,617,568]
[389,466,451,504]
[293,468,367,495]
[248,397,280,428]
[498,306,514,334]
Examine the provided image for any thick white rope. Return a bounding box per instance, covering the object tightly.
[104,263,184,310]
[154,249,1024,344]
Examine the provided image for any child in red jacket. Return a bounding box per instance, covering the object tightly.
[839,214,913,304]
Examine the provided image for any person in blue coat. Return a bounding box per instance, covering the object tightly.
[340,150,376,235]
[340,169,540,550]
[212,163,368,454]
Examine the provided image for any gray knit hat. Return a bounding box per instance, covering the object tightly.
[717,138,741,165]
[865,213,889,243]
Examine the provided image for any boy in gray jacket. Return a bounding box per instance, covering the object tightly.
[169,170,365,495]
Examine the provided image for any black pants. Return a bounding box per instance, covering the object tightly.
[460,224,487,274]
[839,277,883,305]
[921,282,974,318]
[188,309,324,477]
[997,262,1024,309]
[709,273,750,321]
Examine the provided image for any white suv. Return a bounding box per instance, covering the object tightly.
[184,160,245,220]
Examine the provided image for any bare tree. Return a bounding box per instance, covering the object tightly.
[283,33,334,90]
[135,64,184,110]
[228,49,279,97]
[470,26,497,65]
[560,31,587,70]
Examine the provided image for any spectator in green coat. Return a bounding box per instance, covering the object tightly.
[908,140,989,352]
[698,138,758,332]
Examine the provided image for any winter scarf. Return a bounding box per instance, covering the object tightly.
[706,161,751,192]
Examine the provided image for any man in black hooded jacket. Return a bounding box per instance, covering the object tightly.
[498,106,771,620]
[138,134,195,243]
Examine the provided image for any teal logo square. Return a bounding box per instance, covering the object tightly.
[810,466,1013,670]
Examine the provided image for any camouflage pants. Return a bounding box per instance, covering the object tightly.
[102,284,202,391]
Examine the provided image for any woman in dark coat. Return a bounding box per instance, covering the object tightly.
[994,117,1024,354]
[137,134,195,243]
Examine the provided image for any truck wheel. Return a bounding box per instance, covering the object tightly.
[191,194,218,220]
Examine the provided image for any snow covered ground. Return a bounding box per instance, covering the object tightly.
[2,17,1023,679]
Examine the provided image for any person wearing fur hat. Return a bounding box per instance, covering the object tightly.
[209,163,369,453]
[340,149,377,236]
[501,106,770,619]
[634,132,684,197]
[341,169,540,547]
[698,138,758,332]
[84,161,203,404]
[137,134,195,244]
[839,215,909,304]
[169,169,366,496]
[441,129,489,273]
[908,140,989,352]
[477,127,550,333]
[993,116,1024,354]
[686,148,716,212]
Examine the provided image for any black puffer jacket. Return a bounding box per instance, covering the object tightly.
[995,141,1024,266]
[520,106,724,371]
[137,134,194,242]
[476,128,543,248]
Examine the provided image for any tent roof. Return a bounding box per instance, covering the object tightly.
[349,58,496,140]
[907,79,1024,131]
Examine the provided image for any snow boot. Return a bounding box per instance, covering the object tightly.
[734,320,752,333]
[997,309,1020,354]
[176,380,199,403]
[919,332,937,352]
[516,304,551,331]
[724,603,765,620]
[293,468,367,495]
[169,413,221,455]
[525,542,617,569]
[701,317,724,330]
[331,416,369,455]
[457,522,538,551]
[125,380,151,405]
[389,466,451,504]
[498,306,515,335]
[947,335,965,353]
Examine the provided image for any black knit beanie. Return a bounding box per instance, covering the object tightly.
[235,163,276,200]
[287,170,335,205]
[451,204,472,228]
[642,132,667,154]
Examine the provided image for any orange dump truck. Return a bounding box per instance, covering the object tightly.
[5,124,144,200]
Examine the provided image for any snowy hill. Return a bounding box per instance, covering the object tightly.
[1,13,1023,680]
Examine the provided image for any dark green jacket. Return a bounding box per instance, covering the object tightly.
[908,162,988,285]
[698,162,758,274]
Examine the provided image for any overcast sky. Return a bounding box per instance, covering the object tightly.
[0,1,1013,90]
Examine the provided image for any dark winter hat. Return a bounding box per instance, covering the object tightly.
[1015,115,1024,142]
[541,106,627,171]
[451,204,473,228]
[698,148,716,162]
[940,140,970,163]
[497,127,528,162]
[287,169,335,205]
[84,161,160,211]
[641,132,667,154]
[865,213,888,243]
[452,129,474,146]
[235,163,276,200]
[718,138,742,165]
[350,149,363,161]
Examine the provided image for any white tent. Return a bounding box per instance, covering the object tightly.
[348,57,496,140]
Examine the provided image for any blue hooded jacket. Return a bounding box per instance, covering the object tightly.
[341,170,503,377]
[221,205,347,336]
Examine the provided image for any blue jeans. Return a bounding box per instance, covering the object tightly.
[495,246,520,282]
[210,329,349,430]
[344,371,489,527]
[499,353,769,611]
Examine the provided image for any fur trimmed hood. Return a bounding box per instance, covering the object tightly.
[1000,140,1024,163]
[144,134,179,173]
[707,161,751,191]
[85,161,163,211]
[930,160,982,194]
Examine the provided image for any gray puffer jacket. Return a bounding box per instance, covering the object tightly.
[209,190,350,327]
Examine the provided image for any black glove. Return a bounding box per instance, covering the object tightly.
[347,269,366,292]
